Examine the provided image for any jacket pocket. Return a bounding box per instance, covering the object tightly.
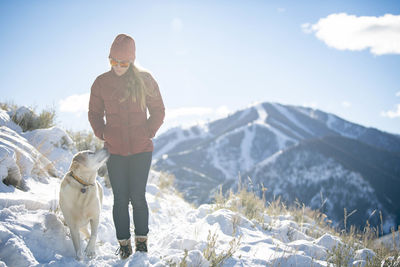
[130,125,150,140]
[103,124,121,148]
[145,123,153,138]
[138,125,151,139]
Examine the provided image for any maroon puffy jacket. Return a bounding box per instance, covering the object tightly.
[88,69,165,156]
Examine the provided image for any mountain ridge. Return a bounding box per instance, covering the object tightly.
[153,101,400,232]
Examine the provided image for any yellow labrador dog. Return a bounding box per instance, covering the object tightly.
[59,149,109,260]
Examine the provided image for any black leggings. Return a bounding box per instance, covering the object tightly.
[106,152,152,240]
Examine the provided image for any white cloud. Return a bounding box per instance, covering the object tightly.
[381,104,400,118]
[59,93,90,113]
[171,18,183,32]
[160,106,231,134]
[167,107,212,119]
[302,13,400,55]
[166,106,230,120]
[341,101,351,108]
[215,106,230,117]
[381,92,400,118]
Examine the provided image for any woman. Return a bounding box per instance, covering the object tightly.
[88,33,165,259]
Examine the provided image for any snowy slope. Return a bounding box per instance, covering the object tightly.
[0,170,377,267]
[0,110,22,133]
[22,127,75,174]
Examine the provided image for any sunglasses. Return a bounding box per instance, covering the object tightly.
[109,58,130,68]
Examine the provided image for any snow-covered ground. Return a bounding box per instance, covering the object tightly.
[0,107,384,266]
[0,170,378,267]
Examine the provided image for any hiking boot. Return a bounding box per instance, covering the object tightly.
[135,236,148,253]
[115,238,132,259]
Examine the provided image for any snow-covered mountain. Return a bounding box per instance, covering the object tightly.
[153,102,400,232]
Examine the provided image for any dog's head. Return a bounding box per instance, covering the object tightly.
[70,148,110,176]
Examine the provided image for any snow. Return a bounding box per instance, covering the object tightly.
[22,126,75,173]
[0,126,58,184]
[0,169,374,266]
[314,233,342,251]
[207,131,239,179]
[354,248,376,262]
[376,230,400,251]
[205,103,297,180]
[9,106,32,122]
[0,109,22,133]
[153,125,211,160]
[269,117,304,140]
[272,103,314,136]
[251,103,296,150]
[254,103,267,124]
[325,114,366,139]
[264,124,297,150]
[0,116,381,266]
[253,150,283,173]
[0,145,21,193]
[240,126,255,172]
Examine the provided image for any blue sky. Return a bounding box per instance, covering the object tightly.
[0,0,399,135]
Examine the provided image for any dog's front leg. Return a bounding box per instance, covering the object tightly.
[85,217,99,258]
[69,225,83,260]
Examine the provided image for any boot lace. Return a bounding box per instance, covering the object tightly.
[135,240,148,252]
[115,244,131,258]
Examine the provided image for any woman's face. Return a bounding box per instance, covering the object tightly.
[110,58,131,76]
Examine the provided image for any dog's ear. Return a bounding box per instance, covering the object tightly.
[70,161,80,172]
[69,153,87,172]
[73,153,86,164]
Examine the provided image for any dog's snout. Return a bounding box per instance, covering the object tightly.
[95,148,110,162]
[99,148,109,156]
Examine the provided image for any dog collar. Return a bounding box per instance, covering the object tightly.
[69,171,94,193]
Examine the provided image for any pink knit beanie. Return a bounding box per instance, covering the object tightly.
[109,34,136,62]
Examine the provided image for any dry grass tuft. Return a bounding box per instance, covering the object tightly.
[212,174,400,266]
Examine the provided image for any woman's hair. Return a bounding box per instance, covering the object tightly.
[120,64,155,111]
